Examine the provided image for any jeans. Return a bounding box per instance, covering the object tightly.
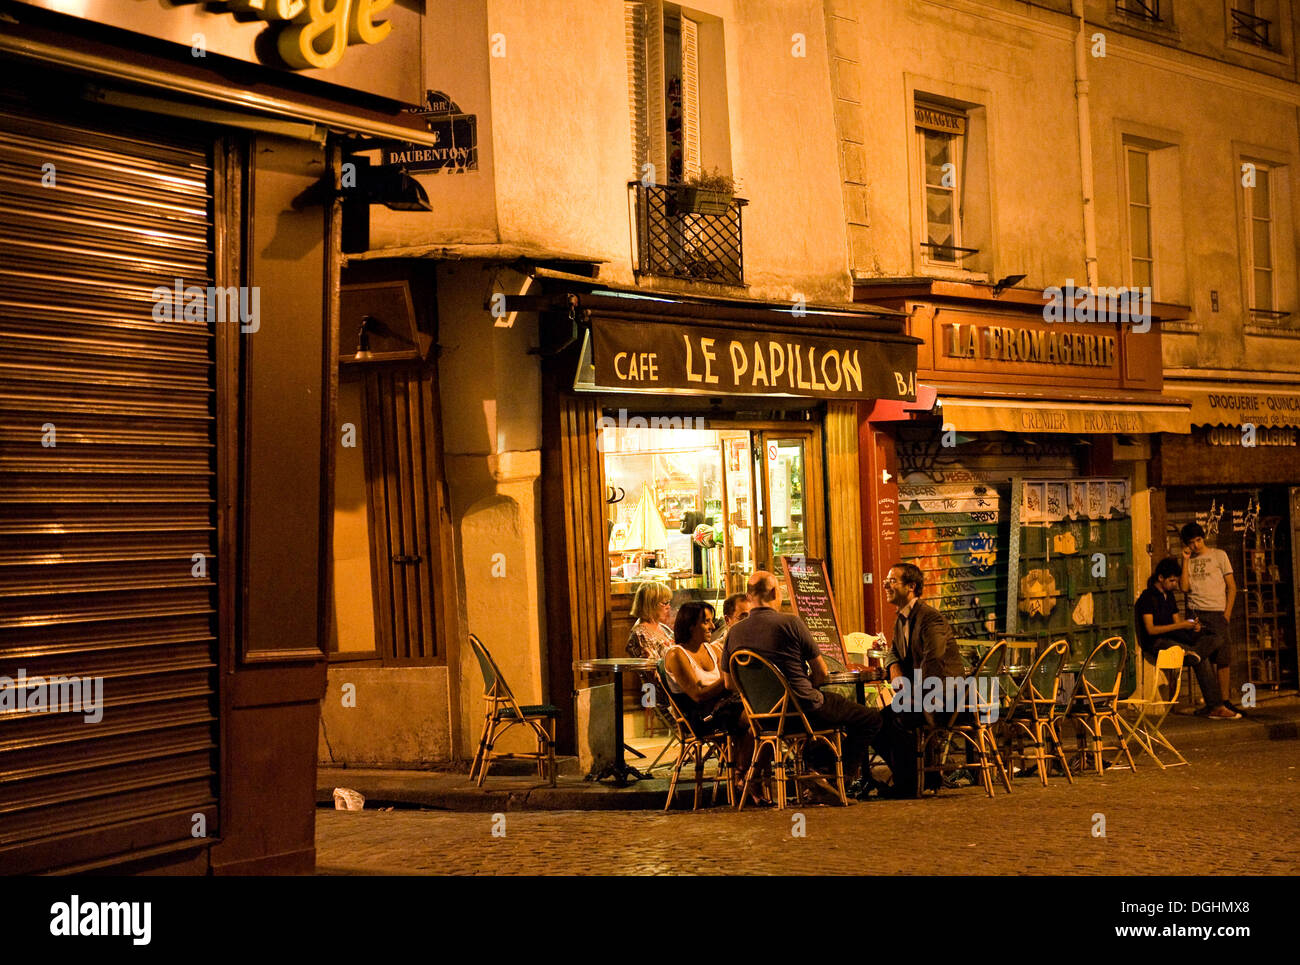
[1187,610,1232,706]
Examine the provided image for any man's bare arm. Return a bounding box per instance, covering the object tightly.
[1223,571,1237,619]
[809,655,829,688]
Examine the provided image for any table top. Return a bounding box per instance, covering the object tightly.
[573,657,657,672]
[823,668,887,684]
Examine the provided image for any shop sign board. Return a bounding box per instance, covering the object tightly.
[13,0,421,104]
[1185,388,1300,429]
[944,322,1116,368]
[782,556,848,671]
[592,317,917,401]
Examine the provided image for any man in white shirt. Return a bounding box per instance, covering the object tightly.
[1179,522,1243,716]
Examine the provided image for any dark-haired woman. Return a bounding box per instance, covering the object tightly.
[664,602,756,801]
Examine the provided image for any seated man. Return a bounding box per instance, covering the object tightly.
[1135,556,1239,720]
[880,562,967,797]
[712,591,752,648]
[721,571,882,801]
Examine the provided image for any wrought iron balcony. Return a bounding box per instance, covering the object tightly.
[1231,7,1273,48]
[1115,0,1161,21]
[630,182,747,287]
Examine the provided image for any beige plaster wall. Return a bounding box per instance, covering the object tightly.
[834,0,1084,288]
[1087,34,1300,376]
[436,262,546,758]
[319,667,452,765]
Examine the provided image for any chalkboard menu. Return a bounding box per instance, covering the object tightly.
[782,556,848,670]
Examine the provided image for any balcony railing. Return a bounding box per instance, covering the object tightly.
[630,182,747,287]
[1231,7,1273,48]
[1115,0,1161,21]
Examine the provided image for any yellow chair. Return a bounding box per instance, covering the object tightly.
[1118,646,1192,769]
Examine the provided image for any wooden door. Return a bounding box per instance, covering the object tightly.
[362,366,444,664]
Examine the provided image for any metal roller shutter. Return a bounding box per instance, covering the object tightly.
[0,95,220,872]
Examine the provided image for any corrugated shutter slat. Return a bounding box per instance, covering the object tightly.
[0,98,220,868]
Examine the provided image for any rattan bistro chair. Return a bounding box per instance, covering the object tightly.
[729,649,848,810]
[917,641,1013,798]
[1117,645,1193,769]
[1063,636,1136,774]
[467,634,558,787]
[655,661,733,811]
[997,639,1075,786]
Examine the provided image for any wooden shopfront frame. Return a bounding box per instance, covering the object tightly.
[539,291,914,751]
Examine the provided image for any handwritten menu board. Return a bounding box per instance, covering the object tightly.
[782,556,847,671]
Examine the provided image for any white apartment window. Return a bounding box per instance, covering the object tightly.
[1246,163,1275,311]
[915,103,971,266]
[1126,146,1154,291]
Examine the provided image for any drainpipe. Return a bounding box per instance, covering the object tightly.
[1073,0,1100,290]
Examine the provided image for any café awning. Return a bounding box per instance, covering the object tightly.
[1171,381,1300,428]
[564,286,919,403]
[938,397,1191,434]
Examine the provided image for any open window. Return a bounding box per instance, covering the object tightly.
[911,94,991,278]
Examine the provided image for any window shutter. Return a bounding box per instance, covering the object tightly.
[645,1,667,183]
[680,16,701,181]
[624,2,649,181]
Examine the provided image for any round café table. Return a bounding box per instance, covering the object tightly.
[573,657,658,784]
[822,666,888,706]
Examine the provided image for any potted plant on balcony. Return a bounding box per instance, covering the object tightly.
[675,167,737,215]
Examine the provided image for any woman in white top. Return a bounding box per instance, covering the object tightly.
[665,601,754,799]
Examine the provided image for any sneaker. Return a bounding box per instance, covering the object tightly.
[1222,700,1249,718]
[1193,705,1213,717]
[1208,705,1242,720]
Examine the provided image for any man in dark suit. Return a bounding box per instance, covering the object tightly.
[878,562,966,796]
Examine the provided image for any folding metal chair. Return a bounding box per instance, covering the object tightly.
[1118,645,1193,768]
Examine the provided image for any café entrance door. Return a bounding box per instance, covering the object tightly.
[717,427,825,596]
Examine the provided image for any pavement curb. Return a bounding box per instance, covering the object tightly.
[318,696,1299,813]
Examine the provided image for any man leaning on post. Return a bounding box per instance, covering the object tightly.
[721,571,882,804]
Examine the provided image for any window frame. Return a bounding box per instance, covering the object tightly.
[1244,160,1277,313]
[1123,144,1156,295]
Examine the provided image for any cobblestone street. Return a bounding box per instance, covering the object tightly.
[316,737,1300,875]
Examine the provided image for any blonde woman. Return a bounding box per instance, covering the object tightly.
[626,581,674,662]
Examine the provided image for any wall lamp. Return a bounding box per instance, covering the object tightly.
[341,156,431,252]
